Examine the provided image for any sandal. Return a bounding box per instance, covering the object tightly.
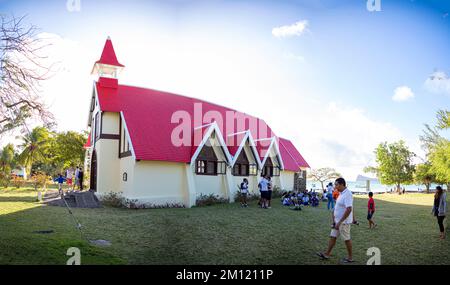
[316,252,330,260]
[341,257,354,263]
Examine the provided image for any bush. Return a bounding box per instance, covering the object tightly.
[195,193,228,207]
[30,172,50,191]
[233,189,260,202]
[100,192,185,209]
[272,186,284,198]
[11,176,25,188]
[100,192,127,208]
[0,172,10,188]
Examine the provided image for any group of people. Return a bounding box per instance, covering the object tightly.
[281,190,320,208]
[54,166,84,196]
[317,178,447,263]
[238,176,274,209]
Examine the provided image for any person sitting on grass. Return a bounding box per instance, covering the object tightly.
[240,178,249,207]
[367,192,377,229]
[54,174,66,197]
[302,194,310,206]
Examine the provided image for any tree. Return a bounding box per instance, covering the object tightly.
[429,141,450,189]
[0,15,54,137]
[0,143,16,187]
[420,110,450,190]
[414,163,436,193]
[52,131,87,169]
[366,141,415,193]
[18,126,51,174]
[436,109,450,130]
[307,167,341,191]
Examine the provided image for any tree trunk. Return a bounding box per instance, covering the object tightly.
[320,181,324,192]
[426,183,430,193]
[397,183,401,195]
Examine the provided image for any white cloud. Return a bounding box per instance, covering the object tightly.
[269,98,405,180]
[284,52,305,62]
[272,20,309,38]
[424,70,450,96]
[392,86,414,102]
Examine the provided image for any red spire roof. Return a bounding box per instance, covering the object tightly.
[96,37,124,67]
[83,133,91,149]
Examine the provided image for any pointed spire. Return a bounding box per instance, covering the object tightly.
[96,37,124,67]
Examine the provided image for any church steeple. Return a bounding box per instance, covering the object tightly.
[92,37,124,87]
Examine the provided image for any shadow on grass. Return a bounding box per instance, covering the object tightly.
[0,192,448,265]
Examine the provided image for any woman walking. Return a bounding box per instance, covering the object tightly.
[432,186,447,239]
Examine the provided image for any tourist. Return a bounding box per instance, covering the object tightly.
[78,168,84,191]
[332,188,340,202]
[240,178,249,207]
[66,167,73,190]
[54,174,66,196]
[74,166,80,190]
[432,186,447,239]
[326,184,334,210]
[267,176,273,209]
[367,192,377,229]
[259,176,269,209]
[317,177,354,263]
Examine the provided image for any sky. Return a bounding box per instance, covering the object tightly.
[1,0,449,180]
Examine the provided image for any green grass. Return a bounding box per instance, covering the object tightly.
[0,187,449,265]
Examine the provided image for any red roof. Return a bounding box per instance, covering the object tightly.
[96,82,309,171]
[279,137,310,169]
[83,133,91,149]
[96,38,124,67]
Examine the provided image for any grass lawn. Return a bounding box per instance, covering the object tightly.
[0,188,449,265]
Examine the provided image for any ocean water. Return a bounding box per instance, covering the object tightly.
[306,181,444,194]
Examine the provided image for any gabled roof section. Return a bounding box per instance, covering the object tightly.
[258,137,285,170]
[228,131,262,168]
[190,122,232,165]
[96,37,124,67]
[279,137,310,171]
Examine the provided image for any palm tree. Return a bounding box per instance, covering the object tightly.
[18,127,50,174]
[0,144,16,173]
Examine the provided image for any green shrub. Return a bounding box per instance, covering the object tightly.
[195,193,228,207]
[272,186,284,198]
[100,192,128,208]
[233,189,260,202]
[100,192,185,209]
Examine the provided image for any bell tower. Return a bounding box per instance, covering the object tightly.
[91,37,124,88]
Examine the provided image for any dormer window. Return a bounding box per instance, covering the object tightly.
[261,157,280,177]
[195,145,226,176]
[232,150,250,176]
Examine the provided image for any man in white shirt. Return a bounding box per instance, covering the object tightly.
[259,176,269,209]
[317,177,354,263]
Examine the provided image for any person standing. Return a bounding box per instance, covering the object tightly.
[66,168,73,190]
[317,177,354,263]
[74,166,80,190]
[259,176,269,209]
[326,183,334,210]
[78,168,84,191]
[267,176,273,209]
[240,178,249,207]
[367,192,377,229]
[432,186,447,239]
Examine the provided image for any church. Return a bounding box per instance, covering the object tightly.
[85,37,310,207]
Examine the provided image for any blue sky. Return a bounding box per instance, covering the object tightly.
[1,0,449,179]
